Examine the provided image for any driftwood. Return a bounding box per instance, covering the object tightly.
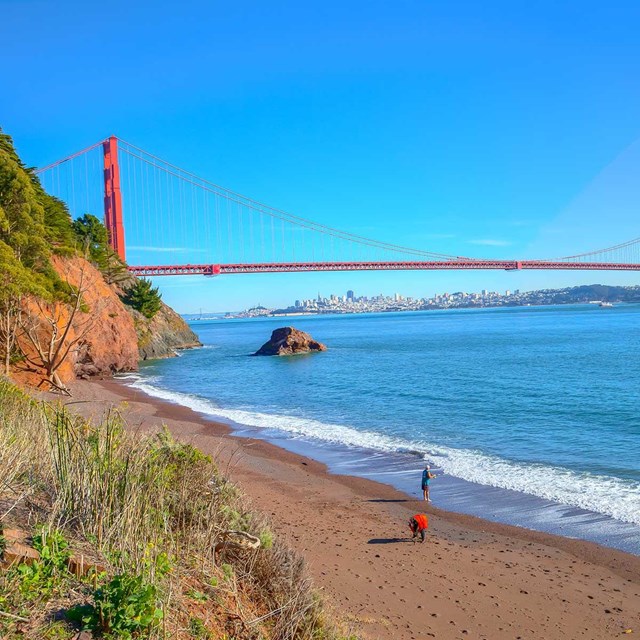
[214,530,261,555]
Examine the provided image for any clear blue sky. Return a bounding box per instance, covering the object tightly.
[3,0,640,312]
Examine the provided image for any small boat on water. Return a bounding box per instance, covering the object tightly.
[599,301,614,308]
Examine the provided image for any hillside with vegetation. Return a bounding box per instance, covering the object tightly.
[0,380,353,639]
[0,128,199,391]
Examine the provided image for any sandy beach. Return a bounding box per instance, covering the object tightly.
[58,379,640,640]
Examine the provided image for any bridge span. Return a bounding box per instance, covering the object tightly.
[35,137,640,275]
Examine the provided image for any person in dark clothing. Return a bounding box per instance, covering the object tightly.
[421,465,436,502]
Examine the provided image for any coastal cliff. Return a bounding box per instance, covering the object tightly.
[15,255,200,385]
[115,272,201,361]
[0,127,199,389]
[132,300,201,360]
[53,256,140,381]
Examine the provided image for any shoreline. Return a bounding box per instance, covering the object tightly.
[59,377,640,639]
[125,370,640,556]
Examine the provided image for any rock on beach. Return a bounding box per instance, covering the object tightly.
[254,326,327,356]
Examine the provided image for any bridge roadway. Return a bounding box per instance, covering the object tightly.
[128,260,640,277]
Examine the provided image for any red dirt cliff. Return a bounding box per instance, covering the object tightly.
[14,256,200,388]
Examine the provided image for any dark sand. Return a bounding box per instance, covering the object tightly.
[60,379,640,640]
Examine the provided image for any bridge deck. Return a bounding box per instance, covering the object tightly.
[128,260,640,277]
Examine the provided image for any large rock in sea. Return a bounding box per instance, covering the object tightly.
[254,327,327,356]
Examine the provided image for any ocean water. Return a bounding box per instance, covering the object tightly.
[126,304,640,553]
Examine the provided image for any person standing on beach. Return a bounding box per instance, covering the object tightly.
[422,465,436,502]
[409,514,429,543]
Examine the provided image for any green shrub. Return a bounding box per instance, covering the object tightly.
[33,527,71,571]
[68,572,162,639]
[221,563,234,583]
[10,528,71,601]
[189,616,211,639]
[259,528,274,550]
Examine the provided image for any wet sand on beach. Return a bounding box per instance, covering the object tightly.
[60,379,640,640]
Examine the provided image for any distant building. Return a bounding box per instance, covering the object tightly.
[347,290,354,300]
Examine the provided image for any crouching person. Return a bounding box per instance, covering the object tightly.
[409,513,429,543]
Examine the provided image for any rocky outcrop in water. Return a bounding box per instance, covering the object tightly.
[254,327,327,356]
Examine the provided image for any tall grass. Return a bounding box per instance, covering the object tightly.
[0,379,353,639]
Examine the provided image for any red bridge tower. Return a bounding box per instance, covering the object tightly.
[103,136,126,261]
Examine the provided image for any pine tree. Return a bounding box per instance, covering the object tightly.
[122,278,163,319]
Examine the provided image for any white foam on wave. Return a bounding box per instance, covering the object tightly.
[128,377,640,526]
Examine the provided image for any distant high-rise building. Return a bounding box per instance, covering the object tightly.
[482,289,488,296]
[347,290,354,300]
[505,290,511,296]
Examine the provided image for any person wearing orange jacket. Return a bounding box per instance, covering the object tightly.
[409,513,429,543]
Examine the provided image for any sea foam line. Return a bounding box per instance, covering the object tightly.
[127,377,640,526]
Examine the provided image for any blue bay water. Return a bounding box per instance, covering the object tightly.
[127,304,640,553]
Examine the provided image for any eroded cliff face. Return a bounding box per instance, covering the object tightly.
[15,256,200,387]
[16,256,139,386]
[132,301,201,360]
[114,272,201,360]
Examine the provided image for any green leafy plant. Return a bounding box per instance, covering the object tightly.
[121,278,162,319]
[12,528,71,600]
[189,616,211,639]
[68,572,162,638]
[259,528,274,550]
[221,563,234,583]
[186,589,208,602]
[33,527,71,571]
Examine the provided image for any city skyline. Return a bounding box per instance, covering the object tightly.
[186,282,640,317]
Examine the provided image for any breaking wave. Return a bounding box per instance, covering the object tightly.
[127,376,640,526]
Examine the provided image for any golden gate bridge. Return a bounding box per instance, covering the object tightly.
[35,136,640,276]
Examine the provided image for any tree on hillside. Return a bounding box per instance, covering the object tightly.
[122,278,162,319]
[0,128,115,389]
[72,213,129,284]
[0,127,77,298]
[0,140,49,269]
[42,194,76,251]
[73,214,108,259]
